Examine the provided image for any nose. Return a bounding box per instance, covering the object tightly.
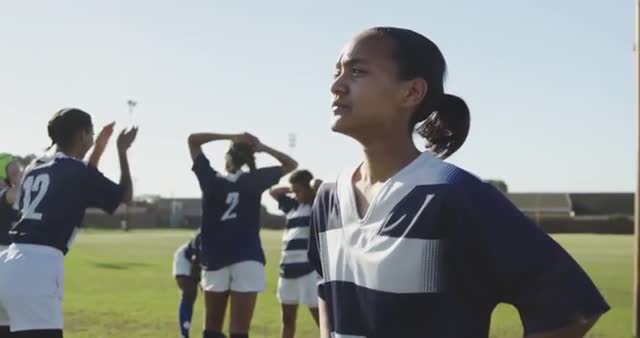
[331,72,348,97]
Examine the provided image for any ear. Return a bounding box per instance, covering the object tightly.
[400,78,428,109]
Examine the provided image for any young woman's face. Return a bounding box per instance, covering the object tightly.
[78,127,95,157]
[331,33,413,143]
[291,182,313,204]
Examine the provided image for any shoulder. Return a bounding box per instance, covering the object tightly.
[315,182,338,204]
[55,154,89,171]
[312,182,340,218]
[416,152,480,186]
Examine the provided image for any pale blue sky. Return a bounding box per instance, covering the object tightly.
[0,1,635,212]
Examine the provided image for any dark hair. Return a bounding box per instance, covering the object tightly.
[47,108,93,150]
[289,169,313,186]
[227,142,256,172]
[369,27,470,159]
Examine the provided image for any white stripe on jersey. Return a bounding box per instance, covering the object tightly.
[280,249,310,264]
[280,203,312,267]
[320,228,446,294]
[281,226,310,243]
[286,204,311,220]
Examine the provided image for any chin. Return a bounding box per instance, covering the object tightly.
[331,116,351,134]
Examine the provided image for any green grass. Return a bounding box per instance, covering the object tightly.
[62,230,631,338]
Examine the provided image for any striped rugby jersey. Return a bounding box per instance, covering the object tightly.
[308,152,609,338]
[277,195,314,279]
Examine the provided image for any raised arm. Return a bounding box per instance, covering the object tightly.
[116,127,138,203]
[269,186,291,199]
[88,122,115,167]
[187,132,258,160]
[255,143,298,176]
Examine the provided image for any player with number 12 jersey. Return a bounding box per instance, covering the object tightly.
[0,108,137,338]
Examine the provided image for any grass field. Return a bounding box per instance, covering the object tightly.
[62,229,631,338]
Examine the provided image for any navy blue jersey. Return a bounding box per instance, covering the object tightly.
[10,153,124,254]
[0,188,18,246]
[308,152,609,338]
[277,195,314,278]
[192,153,282,270]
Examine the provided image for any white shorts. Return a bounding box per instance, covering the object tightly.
[277,273,319,307]
[173,243,192,277]
[0,244,64,332]
[201,261,265,293]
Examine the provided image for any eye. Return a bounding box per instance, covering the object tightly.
[352,68,367,76]
[333,68,342,79]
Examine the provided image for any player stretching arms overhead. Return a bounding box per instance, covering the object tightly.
[0,108,137,338]
[269,169,322,338]
[188,132,297,338]
[174,231,202,338]
[307,27,609,338]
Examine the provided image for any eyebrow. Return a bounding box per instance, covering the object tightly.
[335,57,368,68]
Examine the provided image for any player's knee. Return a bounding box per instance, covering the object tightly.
[181,287,197,302]
[281,311,297,327]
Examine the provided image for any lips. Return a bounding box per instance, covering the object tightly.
[332,102,351,114]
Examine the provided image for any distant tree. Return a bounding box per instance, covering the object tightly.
[486,179,508,193]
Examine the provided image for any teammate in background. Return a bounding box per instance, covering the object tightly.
[187,132,297,338]
[0,108,137,338]
[0,127,114,336]
[173,232,202,338]
[0,154,23,251]
[0,154,23,337]
[308,27,609,338]
[269,170,322,338]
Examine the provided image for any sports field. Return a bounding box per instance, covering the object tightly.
[62,229,630,338]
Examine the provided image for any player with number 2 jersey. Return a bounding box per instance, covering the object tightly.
[188,132,297,338]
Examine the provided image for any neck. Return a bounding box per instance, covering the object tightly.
[358,135,420,184]
[57,146,84,160]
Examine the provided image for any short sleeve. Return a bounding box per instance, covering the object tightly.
[454,180,610,335]
[245,166,283,192]
[308,183,335,280]
[85,166,124,214]
[191,153,222,195]
[277,195,298,214]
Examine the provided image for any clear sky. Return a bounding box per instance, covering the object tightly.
[0,0,635,212]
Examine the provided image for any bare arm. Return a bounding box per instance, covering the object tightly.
[269,186,291,199]
[256,143,298,176]
[318,298,332,338]
[525,316,600,338]
[88,122,115,167]
[116,127,138,204]
[187,132,258,160]
[188,133,235,160]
